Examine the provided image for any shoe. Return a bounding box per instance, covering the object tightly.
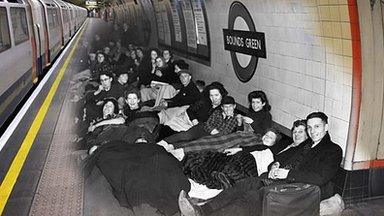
[178,190,202,216]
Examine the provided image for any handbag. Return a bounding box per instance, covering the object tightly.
[262,183,320,216]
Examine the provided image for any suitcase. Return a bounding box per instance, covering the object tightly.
[262,183,320,216]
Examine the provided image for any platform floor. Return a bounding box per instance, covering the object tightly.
[0,18,383,216]
[0,18,90,216]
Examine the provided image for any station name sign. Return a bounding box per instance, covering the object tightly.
[223,29,266,58]
[86,1,97,6]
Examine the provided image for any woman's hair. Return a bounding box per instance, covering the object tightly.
[102,97,119,115]
[96,51,111,64]
[141,48,160,64]
[265,127,282,144]
[135,47,143,52]
[203,82,228,99]
[196,80,206,88]
[155,56,167,68]
[126,88,141,100]
[163,49,172,56]
[291,119,307,132]
[149,48,160,58]
[248,90,271,111]
[173,59,189,70]
[96,51,105,58]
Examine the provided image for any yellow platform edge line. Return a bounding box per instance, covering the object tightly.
[0,20,87,214]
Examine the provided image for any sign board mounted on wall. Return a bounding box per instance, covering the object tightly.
[86,1,97,6]
[223,1,267,83]
[223,29,266,58]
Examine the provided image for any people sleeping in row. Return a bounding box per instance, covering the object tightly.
[84,112,342,216]
[73,33,342,215]
[178,112,342,216]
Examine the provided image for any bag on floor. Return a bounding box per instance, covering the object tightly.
[261,183,320,216]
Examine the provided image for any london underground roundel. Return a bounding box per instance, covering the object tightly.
[223,1,266,82]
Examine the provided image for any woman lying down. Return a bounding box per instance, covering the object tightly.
[180,120,310,213]
[85,124,305,216]
[181,128,281,191]
[171,121,309,198]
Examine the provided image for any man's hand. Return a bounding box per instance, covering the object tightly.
[268,162,280,179]
[155,69,163,77]
[210,129,219,135]
[243,116,254,124]
[191,119,199,126]
[94,85,104,95]
[160,99,168,108]
[223,147,242,155]
[88,124,96,133]
[273,168,289,179]
[236,114,243,126]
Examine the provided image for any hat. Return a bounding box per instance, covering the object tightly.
[178,69,192,76]
[173,59,189,70]
[114,65,129,76]
[221,96,236,105]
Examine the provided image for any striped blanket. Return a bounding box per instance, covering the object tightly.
[174,131,263,153]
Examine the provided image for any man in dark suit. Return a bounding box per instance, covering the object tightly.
[268,111,342,200]
[178,112,342,216]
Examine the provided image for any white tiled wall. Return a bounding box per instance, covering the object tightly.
[182,0,353,154]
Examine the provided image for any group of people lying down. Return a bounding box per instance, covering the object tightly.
[83,104,341,216]
[71,33,342,216]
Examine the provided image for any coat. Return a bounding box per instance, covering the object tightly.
[285,133,342,200]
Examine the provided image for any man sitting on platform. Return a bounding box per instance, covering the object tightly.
[158,69,201,109]
[84,72,125,122]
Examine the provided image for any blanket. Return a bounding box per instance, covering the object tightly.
[91,141,190,216]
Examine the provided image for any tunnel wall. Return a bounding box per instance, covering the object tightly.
[108,0,384,168]
[149,0,354,155]
[105,0,158,47]
[352,0,384,167]
[104,0,384,200]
